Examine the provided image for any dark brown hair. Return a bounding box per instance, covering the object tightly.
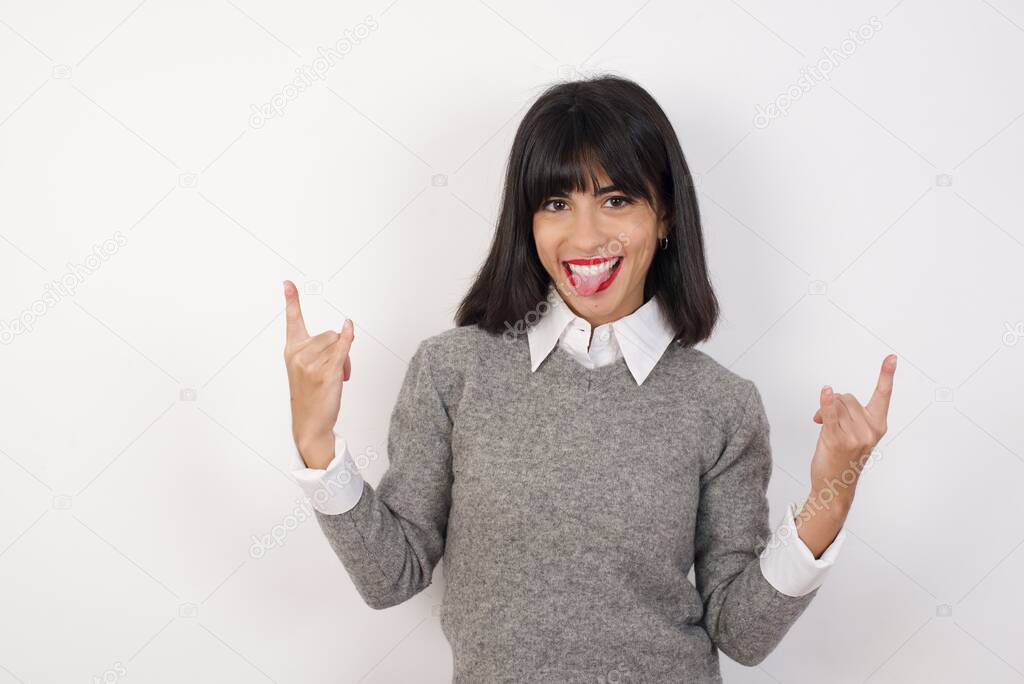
[455,74,718,347]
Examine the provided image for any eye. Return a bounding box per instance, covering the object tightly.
[541,198,569,212]
[604,195,633,209]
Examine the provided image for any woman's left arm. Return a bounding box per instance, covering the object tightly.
[693,356,895,666]
[694,380,811,667]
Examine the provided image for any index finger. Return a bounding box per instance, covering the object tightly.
[866,353,897,419]
[283,280,309,344]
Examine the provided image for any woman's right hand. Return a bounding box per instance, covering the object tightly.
[282,280,355,470]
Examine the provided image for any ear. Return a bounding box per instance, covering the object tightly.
[657,208,672,239]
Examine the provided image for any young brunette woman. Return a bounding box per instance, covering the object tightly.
[282,75,896,683]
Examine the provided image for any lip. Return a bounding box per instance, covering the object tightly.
[562,256,618,266]
[561,255,624,295]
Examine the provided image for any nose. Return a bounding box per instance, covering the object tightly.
[568,204,611,255]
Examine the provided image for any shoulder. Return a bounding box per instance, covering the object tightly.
[410,324,500,396]
[417,323,499,368]
[660,342,763,435]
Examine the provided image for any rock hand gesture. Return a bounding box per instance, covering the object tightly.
[282,280,355,470]
[795,354,897,556]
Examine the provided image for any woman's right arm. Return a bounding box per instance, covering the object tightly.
[282,281,453,609]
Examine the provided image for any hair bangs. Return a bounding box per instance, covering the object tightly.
[520,102,660,216]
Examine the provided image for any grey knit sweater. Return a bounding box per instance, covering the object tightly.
[314,324,818,682]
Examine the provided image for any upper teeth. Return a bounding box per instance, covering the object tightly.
[566,258,620,275]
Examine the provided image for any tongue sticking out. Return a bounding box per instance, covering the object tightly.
[567,259,619,296]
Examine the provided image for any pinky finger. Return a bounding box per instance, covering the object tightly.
[821,386,840,435]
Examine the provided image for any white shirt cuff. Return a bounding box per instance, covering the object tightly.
[759,500,846,597]
[289,432,365,515]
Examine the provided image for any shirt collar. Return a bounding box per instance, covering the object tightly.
[526,282,677,385]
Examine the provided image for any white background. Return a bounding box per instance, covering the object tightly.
[1,0,1023,682]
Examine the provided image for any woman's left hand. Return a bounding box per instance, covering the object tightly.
[808,354,897,509]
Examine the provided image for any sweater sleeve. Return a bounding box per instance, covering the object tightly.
[311,338,453,610]
[693,380,818,666]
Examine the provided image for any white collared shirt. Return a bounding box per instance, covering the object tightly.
[291,283,846,598]
[528,282,676,385]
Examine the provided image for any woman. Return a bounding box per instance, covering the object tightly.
[282,75,896,682]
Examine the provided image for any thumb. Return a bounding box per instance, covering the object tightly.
[819,385,839,431]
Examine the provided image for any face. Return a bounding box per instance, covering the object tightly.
[532,169,667,328]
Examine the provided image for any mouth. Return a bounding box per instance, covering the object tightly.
[561,256,624,296]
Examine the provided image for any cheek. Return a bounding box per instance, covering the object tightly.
[532,226,561,270]
[531,223,547,251]
[620,229,654,262]
[620,231,658,275]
